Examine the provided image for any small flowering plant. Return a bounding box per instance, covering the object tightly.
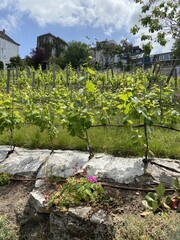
[48,176,105,210]
[87,175,98,183]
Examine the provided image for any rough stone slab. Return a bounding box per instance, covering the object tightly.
[151,158,180,171]
[37,150,89,178]
[81,154,144,184]
[29,190,49,213]
[50,208,112,240]
[0,147,51,176]
[90,210,107,224]
[1,145,179,188]
[146,158,180,187]
[35,179,46,189]
[69,206,92,219]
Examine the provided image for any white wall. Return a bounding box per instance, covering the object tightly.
[0,38,19,67]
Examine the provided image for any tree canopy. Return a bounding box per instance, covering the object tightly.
[64,41,90,68]
[120,39,133,64]
[6,55,23,68]
[131,0,180,55]
[30,47,49,69]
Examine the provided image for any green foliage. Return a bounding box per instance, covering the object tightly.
[0,66,179,159]
[0,172,10,186]
[0,215,18,240]
[119,39,133,69]
[172,177,180,195]
[24,55,33,67]
[48,177,105,210]
[6,56,23,69]
[64,41,90,68]
[142,183,170,212]
[143,178,180,213]
[131,0,180,54]
[96,40,122,69]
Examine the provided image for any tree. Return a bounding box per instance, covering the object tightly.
[64,41,90,69]
[30,47,49,69]
[24,55,33,66]
[96,40,122,69]
[131,0,180,55]
[49,56,66,69]
[119,39,133,70]
[6,55,23,68]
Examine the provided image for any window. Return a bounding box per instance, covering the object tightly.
[163,54,171,61]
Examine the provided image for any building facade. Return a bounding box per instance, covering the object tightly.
[0,29,20,68]
[37,33,68,58]
[92,40,145,70]
[92,40,120,69]
[131,46,144,66]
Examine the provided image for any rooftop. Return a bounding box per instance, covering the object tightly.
[0,29,20,46]
[37,32,68,45]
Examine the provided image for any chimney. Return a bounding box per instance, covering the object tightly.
[3,29,5,34]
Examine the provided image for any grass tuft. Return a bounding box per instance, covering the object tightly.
[112,212,180,240]
[0,215,18,240]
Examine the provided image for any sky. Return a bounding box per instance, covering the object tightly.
[0,0,174,59]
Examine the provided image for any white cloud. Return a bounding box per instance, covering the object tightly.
[8,0,139,31]
[0,13,20,33]
[0,0,14,9]
[0,0,174,52]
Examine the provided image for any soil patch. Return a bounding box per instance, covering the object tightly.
[0,181,50,240]
[0,181,179,240]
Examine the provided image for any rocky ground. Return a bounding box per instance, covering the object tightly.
[0,179,180,240]
[0,179,148,239]
[0,181,51,240]
[0,147,180,239]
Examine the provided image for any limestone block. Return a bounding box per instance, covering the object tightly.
[82,154,144,184]
[50,207,113,240]
[29,189,49,213]
[37,150,89,178]
[0,147,51,176]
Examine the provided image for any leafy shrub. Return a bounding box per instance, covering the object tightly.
[0,172,10,186]
[142,183,171,212]
[48,176,105,210]
[142,179,180,213]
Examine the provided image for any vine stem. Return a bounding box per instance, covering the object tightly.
[144,122,149,163]
[10,128,14,152]
[85,130,94,160]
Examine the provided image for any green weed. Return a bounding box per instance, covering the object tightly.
[0,215,18,240]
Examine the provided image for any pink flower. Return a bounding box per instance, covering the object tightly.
[87,176,98,183]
